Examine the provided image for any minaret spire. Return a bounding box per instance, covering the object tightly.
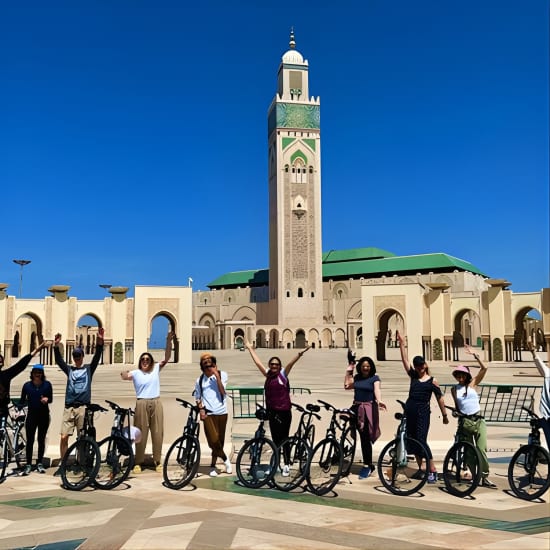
[289,27,296,49]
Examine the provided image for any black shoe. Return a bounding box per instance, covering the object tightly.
[481,477,497,489]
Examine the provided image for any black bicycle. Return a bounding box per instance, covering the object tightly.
[508,406,550,501]
[236,404,277,489]
[163,398,202,490]
[272,402,320,492]
[305,400,355,496]
[442,406,482,498]
[60,403,104,491]
[0,403,27,481]
[377,400,430,496]
[94,400,134,489]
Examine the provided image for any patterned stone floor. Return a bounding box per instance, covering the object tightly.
[0,460,548,550]
[1,349,548,549]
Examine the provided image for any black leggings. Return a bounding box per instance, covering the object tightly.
[25,409,50,464]
[267,409,292,448]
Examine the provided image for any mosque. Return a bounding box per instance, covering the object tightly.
[190,32,549,362]
[1,33,547,366]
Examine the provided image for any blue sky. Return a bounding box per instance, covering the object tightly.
[1,0,548,300]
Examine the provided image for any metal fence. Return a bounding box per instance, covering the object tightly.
[227,386,311,418]
[440,384,541,422]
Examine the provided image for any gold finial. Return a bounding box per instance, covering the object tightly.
[289,27,296,49]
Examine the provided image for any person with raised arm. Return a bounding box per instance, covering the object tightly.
[244,342,310,476]
[53,328,104,476]
[120,331,175,473]
[450,345,496,488]
[344,350,387,479]
[397,331,448,483]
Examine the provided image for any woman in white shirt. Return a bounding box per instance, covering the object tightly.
[121,332,175,473]
[450,344,496,488]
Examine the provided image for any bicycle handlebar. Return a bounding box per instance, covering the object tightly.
[521,405,540,419]
[105,399,135,416]
[176,398,202,413]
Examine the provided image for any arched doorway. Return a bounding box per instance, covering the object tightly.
[452,309,482,361]
[149,312,177,362]
[376,309,403,361]
[234,328,245,350]
[295,329,306,348]
[13,313,43,360]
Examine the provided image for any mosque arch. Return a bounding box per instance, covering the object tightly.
[233,328,245,349]
[308,328,319,349]
[148,311,178,362]
[255,329,267,348]
[76,313,103,355]
[334,329,346,348]
[269,329,279,349]
[347,300,362,319]
[452,308,481,361]
[12,312,44,359]
[321,328,332,348]
[198,313,216,328]
[333,283,348,300]
[375,308,404,361]
[232,306,256,322]
[282,329,294,349]
[295,329,307,348]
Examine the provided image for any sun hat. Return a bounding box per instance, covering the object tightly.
[452,365,471,377]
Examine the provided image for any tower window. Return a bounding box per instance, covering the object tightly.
[286,291,290,297]
[298,288,303,298]
[311,292,315,297]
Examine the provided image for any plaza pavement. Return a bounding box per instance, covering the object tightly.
[0,348,548,550]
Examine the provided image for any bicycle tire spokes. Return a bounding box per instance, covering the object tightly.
[508,444,550,500]
[273,437,311,491]
[163,435,201,490]
[236,438,277,489]
[94,436,133,489]
[377,437,429,496]
[61,439,100,491]
[443,441,481,498]
[306,439,343,496]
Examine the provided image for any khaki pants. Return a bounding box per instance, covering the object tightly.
[134,398,164,465]
[202,413,228,465]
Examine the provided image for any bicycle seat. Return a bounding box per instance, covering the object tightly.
[255,408,268,421]
[306,404,321,413]
[87,403,107,413]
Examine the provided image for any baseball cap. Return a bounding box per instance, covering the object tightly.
[412,355,426,367]
[72,347,84,358]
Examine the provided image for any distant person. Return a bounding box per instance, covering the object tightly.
[397,331,448,483]
[194,353,231,477]
[387,330,392,348]
[19,363,53,475]
[450,345,496,488]
[244,342,310,475]
[120,331,175,473]
[394,329,400,349]
[344,352,386,479]
[53,328,104,476]
[527,342,550,447]
[0,337,47,418]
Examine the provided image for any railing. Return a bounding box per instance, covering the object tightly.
[227,386,311,418]
[440,384,541,422]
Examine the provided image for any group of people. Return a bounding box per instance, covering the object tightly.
[0,330,548,487]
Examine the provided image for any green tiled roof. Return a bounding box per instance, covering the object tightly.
[322,247,396,263]
[207,269,269,288]
[207,251,486,289]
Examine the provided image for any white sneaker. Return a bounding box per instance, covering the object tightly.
[282,464,290,477]
[209,468,218,477]
[224,459,232,474]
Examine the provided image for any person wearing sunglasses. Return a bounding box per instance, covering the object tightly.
[244,341,310,476]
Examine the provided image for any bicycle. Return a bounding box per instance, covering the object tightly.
[236,404,277,489]
[305,400,355,496]
[93,400,134,489]
[163,398,202,490]
[272,402,321,492]
[376,399,430,496]
[441,406,482,498]
[507,406,550,501]
[60,403,104,491]
[0,403,27,481]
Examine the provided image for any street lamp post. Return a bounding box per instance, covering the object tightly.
[13,259,31,298]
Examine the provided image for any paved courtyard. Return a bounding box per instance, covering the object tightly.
[0,349,548,549]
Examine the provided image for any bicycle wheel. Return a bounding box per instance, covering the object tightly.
[0,431,8,482]
[163,435,201,490]
[508,444,550,501]
[94,436,133,489]
[272,436,311,491]
[61,439,101,491]
[443,441,482,498]
[11,427,26,469]
[340,426,356,477]
[305,424,315,449]
[236,437,277,489]
[377,437,429,496]
[306,438,343,496]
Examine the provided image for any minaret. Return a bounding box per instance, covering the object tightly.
[262,30,323,326]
